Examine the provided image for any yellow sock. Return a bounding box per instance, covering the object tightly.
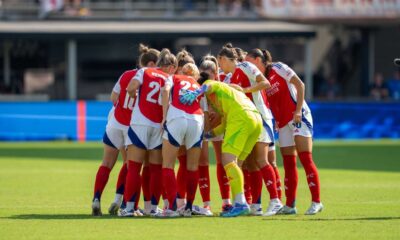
[224,162,244,199]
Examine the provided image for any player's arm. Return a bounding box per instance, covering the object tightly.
[289,75,305,123]
[161,80,172,127]
[201,98,211,132]
[242,74,271,93]
[127,79,140,99]
[180,83,211,105]
[212,116,226,136]
[110,91,119,106]
[111,76,122,105]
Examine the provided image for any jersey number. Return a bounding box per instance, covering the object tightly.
[179,80,199,95]
[146,81,162,105]
[123,94,134,110]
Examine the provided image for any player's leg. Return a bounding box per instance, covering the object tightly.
[184,145,201,216]
[245,153,263,216]
[157,118,185,218]
[279,124,298,214]
[212,139,232,211]
[141,155,152,214]
[242,160,253,205]
[293,114,322,214]
[176,147,187,209]
[253,142,282,216]
[268,147,282,200]
[108,148,128,215]
[148,126,164,215]
[198,140,211,210]
[119,126,147,217]
[92,128,121,216]
[221,112,261,217]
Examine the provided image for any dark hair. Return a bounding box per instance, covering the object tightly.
[218,43,238,60]
[176,49,195,68]
[234,47,247,62]
[138,43,160,67]
[247,48,273,75]
[198,71,209,85]
[157,48,178,67]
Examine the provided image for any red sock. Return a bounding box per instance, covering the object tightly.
[198,165,210,203]
[177,155,187,199]
[162,168,177,210]
[141,165,151,201]
[273,166,282,200]
[283,155,298,207]
[260,165,278,200]
[250,170,262,204]
[149,163,162,206]
[216,163,230,200]
[186,170,199,210]
[134,181,141,210]
[124,161,142,203]
[298,152,321,203]
[243,169,252,204]
[93,165,111,200]
[116,163,128,194]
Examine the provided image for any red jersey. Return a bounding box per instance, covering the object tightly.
[229,61,273,121]
[112,69,137,126]
[131,68,169,128]
[266,62,311,128]
[166,75,206,123]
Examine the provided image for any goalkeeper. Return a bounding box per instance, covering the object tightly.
[180,77,262,217]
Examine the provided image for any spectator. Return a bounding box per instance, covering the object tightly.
[386,70,400,100]
[64,0,90,16]
[319,76,341,100]
[218,0,244,16]
[369,72,389,101]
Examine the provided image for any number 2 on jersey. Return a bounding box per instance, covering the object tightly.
[179,80,199,95]
[146,81,162,105]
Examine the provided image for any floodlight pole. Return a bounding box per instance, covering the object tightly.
[304,37,313,101]
[66,39,77,100]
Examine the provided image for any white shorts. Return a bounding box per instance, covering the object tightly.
[163,118,203,149]
[278,113,313,148]
[259,119,275,144]
[126,125,162,150]
[103,126,129,149]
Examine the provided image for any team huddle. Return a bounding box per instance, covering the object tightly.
[91,43,323,218]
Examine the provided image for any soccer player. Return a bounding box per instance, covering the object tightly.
[158,63,208,217]
[199,55,232,214]
[180,79,262,217]
[91,44,159,216]
[246,48,323,215]
[119,48,177,217]
[174,49,195,211]
[217,43,283,216]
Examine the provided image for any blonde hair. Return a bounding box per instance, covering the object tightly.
[182,63,200,80]
[156,48,178,67]
[138,43,160,67]
[199,54,219,80]
[176,49,195,68]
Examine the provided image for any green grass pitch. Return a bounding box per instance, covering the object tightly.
[0,140,399,239]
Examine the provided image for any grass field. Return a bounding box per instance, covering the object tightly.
[0,140,400,239]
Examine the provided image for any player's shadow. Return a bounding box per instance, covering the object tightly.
[264,216,400,221]
[5,214,179,220]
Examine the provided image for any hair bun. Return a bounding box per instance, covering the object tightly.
[224,43,233,48]
[139,43,149,54]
